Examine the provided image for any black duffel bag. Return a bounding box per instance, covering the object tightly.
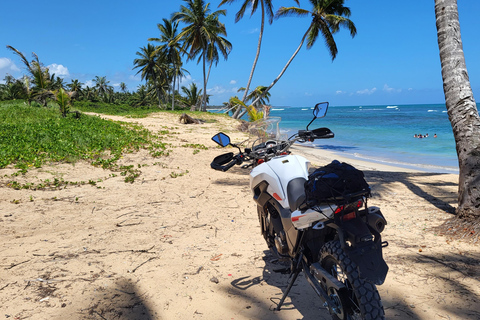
[304,160,370,204]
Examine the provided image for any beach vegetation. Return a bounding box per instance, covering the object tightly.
[435,0,480,221]
[0,101,168,175]
[229,96,263,122]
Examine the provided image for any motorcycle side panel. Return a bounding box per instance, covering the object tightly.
[250,155,310,210]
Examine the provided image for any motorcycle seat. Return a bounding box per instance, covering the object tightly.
[287,177,307,211]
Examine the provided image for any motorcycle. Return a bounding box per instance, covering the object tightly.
[210,102,389,320]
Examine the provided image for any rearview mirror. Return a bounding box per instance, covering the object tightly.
[307,102,329,130]
[314,102,329,118]
[212,132,231,147]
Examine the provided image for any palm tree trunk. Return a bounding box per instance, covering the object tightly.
[232,2,266,120]
[201,50,208,112]
[435,0,480,219]
[171,76,176,111]
[238,26,313,119]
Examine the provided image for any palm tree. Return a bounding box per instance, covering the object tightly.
[435,0,480,219]
[245,0,356,115]
[133,44,167,108]
[219,0,299,119]
[172,0,229,111]
[149,18,184,110]
[119,82,128,93]
[83,86,95,101]
[179,82,203,110]
[55,87,71,117]
[67,79,83,100]
[93,76,112,99]
[6,45,53,106]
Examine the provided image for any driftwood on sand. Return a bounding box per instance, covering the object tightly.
[179,113,205,124]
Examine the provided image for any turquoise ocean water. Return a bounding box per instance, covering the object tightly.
[268,104,459,174]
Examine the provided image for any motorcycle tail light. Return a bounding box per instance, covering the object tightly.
[334,205,345,215]
[334,199,363,220]
[342,211,356,221]
[257,159,265,164]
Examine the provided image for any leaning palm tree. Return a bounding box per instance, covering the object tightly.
[6,45,53,106]
[173,0,229,111]
[149,18,184,110]
[219,0,298,119]
[435,0,480,220]
[133,44,167,108]
[245,0,356,115]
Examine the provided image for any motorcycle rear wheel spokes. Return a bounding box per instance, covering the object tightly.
[320,241,385,320]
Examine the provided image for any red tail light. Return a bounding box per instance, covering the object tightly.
[334,200,363,221]
[257,159,265,164]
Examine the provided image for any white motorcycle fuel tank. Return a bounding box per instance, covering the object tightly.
[249,154,310,209]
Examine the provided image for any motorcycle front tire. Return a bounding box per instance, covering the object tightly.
[320,241,385,320]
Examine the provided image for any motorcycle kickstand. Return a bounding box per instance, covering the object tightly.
[275,253,303,311]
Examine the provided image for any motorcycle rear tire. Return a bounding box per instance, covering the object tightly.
[320,241,385,320]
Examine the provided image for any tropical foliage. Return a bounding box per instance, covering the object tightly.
[2,0,357,119]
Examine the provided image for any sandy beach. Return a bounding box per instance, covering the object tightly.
[1,111,479,320]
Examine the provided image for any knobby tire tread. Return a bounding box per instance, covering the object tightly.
[321,241,385,320]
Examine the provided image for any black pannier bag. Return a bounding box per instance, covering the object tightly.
[304,160,370,204]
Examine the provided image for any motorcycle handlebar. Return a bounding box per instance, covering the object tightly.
[211,153,244,172]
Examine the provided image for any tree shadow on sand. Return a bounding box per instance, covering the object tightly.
[384,251,480,319]
[226,250,333,319]
[78,277,157,320]
[364,170,457,214]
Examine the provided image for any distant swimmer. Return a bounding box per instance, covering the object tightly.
[414,134,418,138]
[434,133,437,138]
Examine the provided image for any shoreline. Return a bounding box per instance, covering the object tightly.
[292,143,460,175]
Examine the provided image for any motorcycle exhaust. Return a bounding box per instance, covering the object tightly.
[367,206,387,233]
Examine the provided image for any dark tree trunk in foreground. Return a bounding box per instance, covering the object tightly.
[435,0,480,219]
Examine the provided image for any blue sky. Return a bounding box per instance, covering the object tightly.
[1,0,479,107]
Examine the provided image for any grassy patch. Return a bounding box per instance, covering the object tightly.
[0,101,168,172]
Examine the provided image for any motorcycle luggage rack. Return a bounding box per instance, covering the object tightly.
[308,189,371,206]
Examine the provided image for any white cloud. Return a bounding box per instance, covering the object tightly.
[304,92,313,96]
[207,85,227,95]
[83,80,95,88]
[0,57,20,72]
[383,84,401,93]
[179,74,193,85]
[47,63,69,77]
[229,80,237,85]
[356,87,377,95]
[247,28,259,34]
[336,90,346,95]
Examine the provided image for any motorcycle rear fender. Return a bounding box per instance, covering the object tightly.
[341,218,389,285]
